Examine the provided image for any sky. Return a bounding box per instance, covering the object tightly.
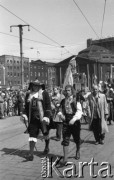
[0,0,114,63]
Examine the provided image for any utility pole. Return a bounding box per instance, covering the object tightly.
[10,24,30,89]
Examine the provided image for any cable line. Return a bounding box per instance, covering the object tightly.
[73,0,99,38]
[0,4,60,46]
[101,0,107,38]
[0,4,73,55]
[0,31,58,47]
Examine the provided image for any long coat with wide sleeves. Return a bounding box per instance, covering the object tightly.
[87,92,109,133]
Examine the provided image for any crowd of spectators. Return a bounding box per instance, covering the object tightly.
[0,88,25,119]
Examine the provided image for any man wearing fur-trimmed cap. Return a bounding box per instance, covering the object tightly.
[21,80,51,161]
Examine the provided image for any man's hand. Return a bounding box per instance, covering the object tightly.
[42,117,50,124]
[69,118,75,125]
[20,114,28,124]
[57,112,65,120]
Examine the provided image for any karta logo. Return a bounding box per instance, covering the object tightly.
[41,157,113,178]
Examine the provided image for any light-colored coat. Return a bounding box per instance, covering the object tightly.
[87,92,109,133]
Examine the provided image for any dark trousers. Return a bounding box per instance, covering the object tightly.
[61,114,81,146]
[91,117,105,142]
[28,115,49,138]
[55,122,63,139]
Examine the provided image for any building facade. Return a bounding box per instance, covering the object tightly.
[77,44,114,88]
[0,55,29,88]
[30,60,57,90]
[30,60,48,86]
[87,37,114,53]
[0,65,5,87]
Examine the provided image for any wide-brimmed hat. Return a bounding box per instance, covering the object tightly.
[28,80,43,90]
[30,80,42,86]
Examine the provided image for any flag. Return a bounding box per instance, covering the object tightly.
[63,66,73,89]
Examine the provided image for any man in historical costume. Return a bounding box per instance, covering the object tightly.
[21,80,52,161]
[57,85,82,165]
[87,84,109,145]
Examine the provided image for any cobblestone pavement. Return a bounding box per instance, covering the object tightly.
[0,116,114,180]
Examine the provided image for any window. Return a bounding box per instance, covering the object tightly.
[35,72,37,77]
[38,72,40,76]
[7,60,9,63]
[31,72,32,76]
[42,72,44,77]
[10,60,12,63]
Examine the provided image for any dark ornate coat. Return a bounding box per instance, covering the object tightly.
[23,90,51,123]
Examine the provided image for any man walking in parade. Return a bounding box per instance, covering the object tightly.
[57,84,82,165]
[87,84,109,145]
[21,80,52,161]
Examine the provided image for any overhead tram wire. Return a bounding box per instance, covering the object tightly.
[0,4,73,56]
[0,31,73,56]
[72,0,99,39]
[101,0,107,38]
[0,4,60,46]
[0,31,58,47]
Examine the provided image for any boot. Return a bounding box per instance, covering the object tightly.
[43,139,50,154]
[75,143,80,160]
[25,141,35,161]
[63,146,69,164]
[56,146,69,168]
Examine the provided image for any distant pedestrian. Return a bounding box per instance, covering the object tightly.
[51,86,64,141]
[0,90,4,119]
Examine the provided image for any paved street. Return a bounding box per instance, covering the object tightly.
[0,116,114,180]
